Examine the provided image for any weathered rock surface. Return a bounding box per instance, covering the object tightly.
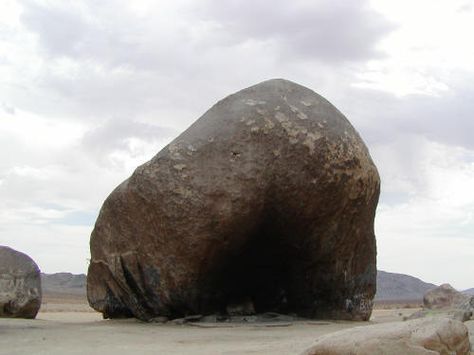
[406,309,473,323]
[0,246,42,319]
[302,318,471,355]
[459,296,474,313]
[406,285,473,322]
[465,320,474,352]
[424,284,468,310]
[87,79,380,321]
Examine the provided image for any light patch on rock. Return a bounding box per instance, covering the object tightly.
[173,164,186,171]
[302,132,323,155]
[168,143,183,160]
[243,99,266,106]
[289,104,308,120]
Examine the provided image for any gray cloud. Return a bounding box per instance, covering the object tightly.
[197,0,395,63]
[339,77,474,151]
[1,102,15,114]
[82,118,176,157]
[20,0,89,57]
[14,0,394,127]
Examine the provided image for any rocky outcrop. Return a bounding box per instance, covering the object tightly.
[87,79,380,321]
[424,284,468,310]
[459,296,474,313]
[406,285,473,322]
[0,246,42,319]
[302,318,471,355]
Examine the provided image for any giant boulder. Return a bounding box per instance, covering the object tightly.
[0,246,42,319]
[87,79,380,321]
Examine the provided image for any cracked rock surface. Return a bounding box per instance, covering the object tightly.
[87,79,380,321]
[0,246,42,319]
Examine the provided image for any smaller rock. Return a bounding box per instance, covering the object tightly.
[169,317,187,325]
[465,320,474,352]
[452,310,472,322]
[184,314,203,322]
[301,318,470,355]
[423,283,467,310]
[0,246,42,319]
[459,296,474,313]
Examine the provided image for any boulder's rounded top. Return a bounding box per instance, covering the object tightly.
[237,78,321,98]
[0,245,40,272]
[250,78,305,88]
[0,245,42,319]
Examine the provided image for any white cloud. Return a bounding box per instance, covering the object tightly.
[376,139,474,289]
[361,0,474,96]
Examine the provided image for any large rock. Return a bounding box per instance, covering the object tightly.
[0,246,42,319]
[424,284,468,310]
[302,318,471,355]
[459,296,474,314]
[406,285,473,322]
[87,79,380,321]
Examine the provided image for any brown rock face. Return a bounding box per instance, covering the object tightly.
[0,246,42,319]
[87,79,380,321]
[301,318,471,355]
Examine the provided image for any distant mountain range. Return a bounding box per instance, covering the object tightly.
[375,270,437,302]
[41,272,86,296]
[40,271,471,302]
[463,288,474,296]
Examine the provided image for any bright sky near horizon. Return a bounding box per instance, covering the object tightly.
[0,0,473,289]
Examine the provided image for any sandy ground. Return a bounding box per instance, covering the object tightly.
[0,297,471,355]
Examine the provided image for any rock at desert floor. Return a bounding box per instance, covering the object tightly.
[302,317,471,355]
[406,284,474,322]
[0,246,42,319]
[424,284,468,310]
[87,78,380,321]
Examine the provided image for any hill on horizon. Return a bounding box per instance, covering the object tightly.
[40,270,449,303]
[41,272,86,296]
[463,288,474,296]
[375,270,437,302]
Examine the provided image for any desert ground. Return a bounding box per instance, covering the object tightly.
[4,294,472,355]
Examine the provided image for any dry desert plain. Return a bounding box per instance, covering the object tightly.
[1,294,473,354]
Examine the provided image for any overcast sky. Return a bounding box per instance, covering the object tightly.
[1,0,473,290]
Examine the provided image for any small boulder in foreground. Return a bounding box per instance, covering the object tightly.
[0,246,42,319]
[302,318,470,355]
